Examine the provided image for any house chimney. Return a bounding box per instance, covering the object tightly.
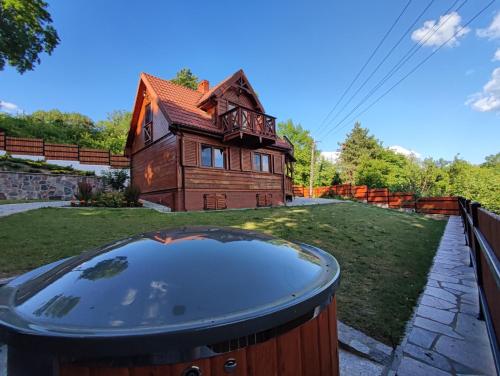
[197,80,210,94]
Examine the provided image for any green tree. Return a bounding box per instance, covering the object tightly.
[94,111,131,153]
[277,119,317,186]
[338,122,382,184]
[481,153,500,170]
[171,68,199,90]
[0,0,59,73]
[316,157,337,186]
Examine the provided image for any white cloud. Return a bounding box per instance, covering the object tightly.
[320,151,340,164]
[466,67,500,113]
[388,145,422,159]
[411,12,470,48]
[0,100,21,114]
[493,48,500,62]
[477,11,500,40]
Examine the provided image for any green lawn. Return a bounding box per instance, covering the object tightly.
[0,203,446,346]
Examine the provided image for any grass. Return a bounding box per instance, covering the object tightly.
[0,199,53,205]
[0,202,446,346]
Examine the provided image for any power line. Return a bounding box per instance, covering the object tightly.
[321,0,467,138]
[323,0,495,140]
[315,0,436,138]
[313,0,413,135]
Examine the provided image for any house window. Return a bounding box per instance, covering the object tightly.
[144,103,153,145]
[201,145,225,168]
[253,152,270,172]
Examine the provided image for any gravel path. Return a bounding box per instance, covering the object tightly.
[287,197,345,206]
[0,201,70,217]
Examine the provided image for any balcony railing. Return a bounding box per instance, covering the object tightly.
[220,106,276,141]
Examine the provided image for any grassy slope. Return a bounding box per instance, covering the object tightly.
[0,203,445,346]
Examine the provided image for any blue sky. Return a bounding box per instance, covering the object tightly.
[0,0,499,164]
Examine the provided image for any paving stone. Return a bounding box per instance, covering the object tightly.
[407,327,438,349]
[416,305,455,325]
[424,287,458,305]
[461,292,479,304]
[457,302,478,316]
[403,343,453,372]
[454,313,488,340]
[397,356,451,376]
[435,335,495,375]
[339,349,384,376]
[428,272,460,284]
[413,317,463,339]
[441,282,476,294]
[461,280,476,287]
[421,295,456,310]
[427,279,440,288]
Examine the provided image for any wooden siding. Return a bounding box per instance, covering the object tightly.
[131,134,178,196]
[60,298,339,376]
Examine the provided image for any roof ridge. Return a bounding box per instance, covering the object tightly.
[142,72,201,94]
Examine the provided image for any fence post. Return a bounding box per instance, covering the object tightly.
[470,202,484,320]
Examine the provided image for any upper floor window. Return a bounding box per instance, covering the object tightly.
[253,152,270,172]
[144,103,153,145]
[201,145,225,168]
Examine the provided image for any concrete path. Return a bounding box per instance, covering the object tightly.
[396,216,496,375]
[340,348,385,376]
[0,201,70,217]
[287,197,345,206]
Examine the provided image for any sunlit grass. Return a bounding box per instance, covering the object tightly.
[0,202,446,346]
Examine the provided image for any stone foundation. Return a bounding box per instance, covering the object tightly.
[0,172,103,201]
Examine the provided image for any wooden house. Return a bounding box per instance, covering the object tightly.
[125,69,295,211]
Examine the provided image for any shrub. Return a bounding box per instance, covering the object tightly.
[94,192,125,208]
[101,169,129,191]
[124,184,141,206]
[75,182,93,202]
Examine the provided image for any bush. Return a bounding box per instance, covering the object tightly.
[93,192,125,208]
[124,184,141,206]
[75,182,93,202]
[0,154,94,176]
[101,169,128,191]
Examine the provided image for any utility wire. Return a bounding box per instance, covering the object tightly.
[321,0,466,138]
[314,0,413,135]
[315,0,436,138]
[323,0,496,140]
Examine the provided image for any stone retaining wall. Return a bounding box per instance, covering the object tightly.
[0,172,103,200]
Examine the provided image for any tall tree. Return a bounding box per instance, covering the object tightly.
[0,0,59,73]
[277,119,318,186]
[94,111,131,153]
[171,68,199,90]
[338,122,381,183]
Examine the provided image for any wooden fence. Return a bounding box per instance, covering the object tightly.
[0,131,129,168]
[293,183,459,215]
[459,198,499,373]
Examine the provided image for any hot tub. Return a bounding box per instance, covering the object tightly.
[0,227,341,375]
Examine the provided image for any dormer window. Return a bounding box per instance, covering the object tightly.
[144,103,153,145]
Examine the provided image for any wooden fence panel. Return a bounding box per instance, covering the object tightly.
[79,148,110,165]
[45,143,79,161]
[5,136,44,156]
[478,209,500,260]
[416,197,458,215]
[110,155,130,168]
[389,192,415,209]
[367,188,389,205]
[0,132,5,150]
[352,185,368,200]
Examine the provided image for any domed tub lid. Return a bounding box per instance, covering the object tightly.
[0,227,340,361]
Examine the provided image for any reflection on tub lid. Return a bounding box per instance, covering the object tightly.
[0,226,340,337]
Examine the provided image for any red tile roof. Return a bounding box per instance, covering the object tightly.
[141,71,291,150]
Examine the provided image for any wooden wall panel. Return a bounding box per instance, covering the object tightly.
[230,147,241,170]
[273,155,283,174]
[182,138,198,166]
[131,134,178,195]
[241,149,252,171]
[59,298,339,376]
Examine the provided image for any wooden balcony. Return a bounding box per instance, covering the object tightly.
[220,106,276,147]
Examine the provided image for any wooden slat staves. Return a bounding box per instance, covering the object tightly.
[276,326,302,376]
[89,367,130,376]
[328,298,340,376]
[210,348,247,376]
[129,365,171,376]
[300,315,321,376]
[171,358,212,376]
[59,366,90,376]
[318,308,333,375]
[246,337,278,376]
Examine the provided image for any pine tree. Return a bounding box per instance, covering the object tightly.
[171,68,199,90]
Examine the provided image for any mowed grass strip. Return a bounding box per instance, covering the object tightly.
[0,202,445,346]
